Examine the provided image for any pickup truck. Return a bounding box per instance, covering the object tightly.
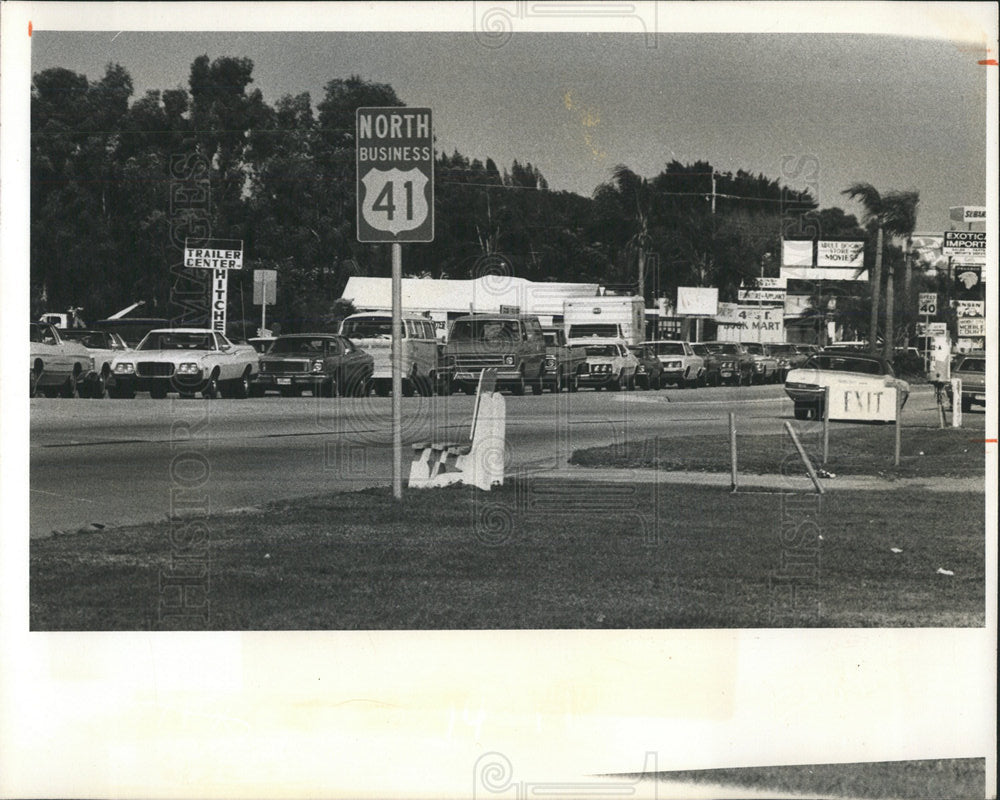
[540,327,586,392]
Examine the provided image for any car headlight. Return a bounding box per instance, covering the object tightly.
[503,355,515,366]
[754,362,765,371]
[311,359,325,372]
[722,360,734,369]
[176,362,201,375]
[666,360,681,369]
[636,365,646,373]
[114,362,135,375]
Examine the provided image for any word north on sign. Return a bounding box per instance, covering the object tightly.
[356,107,434,243]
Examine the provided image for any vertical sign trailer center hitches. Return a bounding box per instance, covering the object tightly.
[183,238,244,333]
[356,107,434,499]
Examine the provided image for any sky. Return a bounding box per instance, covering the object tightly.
[30,26,990,233]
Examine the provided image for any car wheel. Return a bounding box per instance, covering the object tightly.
[569,375,579,393]
[374,379,390,397]
[961,396,972,414]
[551,372,563,393]
[88,371,107,399]
[613,374,624,391]
[402,379,415,397]
[510,376,526,396]
[59,372,79,399]
[531,375,543,395]
[202,373,220,399]
[793,403,809,420]
[461,384,475,395]
[230,369,251,399]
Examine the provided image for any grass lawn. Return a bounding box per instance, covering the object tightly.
[639,758,985,800]
[569,420,988,479]
[31,480,984,630]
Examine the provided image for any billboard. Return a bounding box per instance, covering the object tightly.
[817,240,864,269]
[781,240,813,267]
[942,230,985,260]
[676,287,718,316]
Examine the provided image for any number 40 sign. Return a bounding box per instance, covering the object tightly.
[356,107,434,243]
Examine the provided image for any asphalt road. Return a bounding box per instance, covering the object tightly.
[29,383,941,537]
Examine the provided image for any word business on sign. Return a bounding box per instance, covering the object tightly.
[356,107,434,243]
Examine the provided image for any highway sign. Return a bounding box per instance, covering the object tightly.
[253,269,277,305]
[356,107,434,243]
[917,293,937,315]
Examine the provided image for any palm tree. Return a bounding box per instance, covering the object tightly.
[841,184,920,360]
[598,165,652,301]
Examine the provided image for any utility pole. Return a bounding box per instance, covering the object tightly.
[710,172,717,215]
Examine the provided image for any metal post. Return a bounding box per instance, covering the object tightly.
[261,297,266,336]
[894,388,902,466]
[392,243,403,500]
[784,421,825,495]
[729,412,738,492]
[822,386,830,465]
[951,378,962,428]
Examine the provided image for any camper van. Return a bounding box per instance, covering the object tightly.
[564,296,645,346]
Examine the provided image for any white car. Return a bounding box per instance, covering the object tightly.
[110,328,259,399]
[572,337,639,391]
[785,353,910,421]
[56,329,131,398]
[642,340,706,388]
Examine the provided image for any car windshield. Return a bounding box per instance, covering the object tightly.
[585,345,619,357]
[59,330,109,348]
[449,320,522,343]
[708,343,741,355]
[138,332,215,351]
[270,337,329,354]
[691,344,708,355]
[744,344,764,354]
[341,317,391,339]
[805,355,886,375]
[768,345,797,355]
[957,358,985,372]
[649,342,685,356]
[569,324,619,338]
[543,332,559,346]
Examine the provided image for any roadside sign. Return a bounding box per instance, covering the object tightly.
[949,206,986,224]
[942,230,985,259]
[356,107,434,243]
[915,321,947,337]
[253,269,277,306]
[828,386,898,423]
[917,293,937,315]
[955,300,984,317]
[183,238,244,270]
[957,317,985,337]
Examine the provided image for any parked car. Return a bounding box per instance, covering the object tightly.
[742,342,781,383]
[629,344,665,390]
[445,314,547,395]
[785,353,909,421]
[541,326,586,392]
[340,312,446,396]
[29,322,95,398]
[947,352,986,413]
[641,340,705,388]
[110,328,259,399]
[56,329,130,398]
[248,336,277,354]
[257,334,374,397]
[764,343,808,381]
[696,341,753,386]
[576,339,639,391]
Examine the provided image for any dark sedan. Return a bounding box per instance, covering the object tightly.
[628,344,664,389]
[256,334,374,397]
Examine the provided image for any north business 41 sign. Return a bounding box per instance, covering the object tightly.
[356,107,434,243]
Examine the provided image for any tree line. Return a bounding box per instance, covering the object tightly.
[32,55,921,343]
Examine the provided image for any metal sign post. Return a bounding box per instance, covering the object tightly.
[253,269,277,335]
[356,107,435,500]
